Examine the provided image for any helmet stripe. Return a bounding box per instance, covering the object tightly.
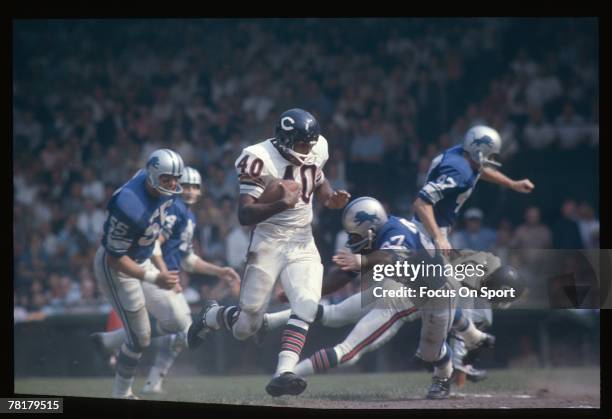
[162,149,176,176]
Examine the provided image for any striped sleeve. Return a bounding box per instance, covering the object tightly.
[238,174,266,198]
[418,167,464,205]
[235,150,268,198]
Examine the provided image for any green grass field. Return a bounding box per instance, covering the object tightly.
[15,367,600,409]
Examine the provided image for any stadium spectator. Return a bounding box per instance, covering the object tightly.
[552,199,584,249]
[576,202,599,249]
[450,208,497,251]
[12,19,598,316]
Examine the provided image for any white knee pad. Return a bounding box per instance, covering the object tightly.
[292,297,319,323]
[232,310,262,340]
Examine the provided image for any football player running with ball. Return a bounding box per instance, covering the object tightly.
[187,108,350,397]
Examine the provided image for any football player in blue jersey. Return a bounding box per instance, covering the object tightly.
[143,167,240,393]
[411,125,533,388]
[93,148,187,399]
[256,197,522,399]
[92,167,241,395]
[412,125,533,255]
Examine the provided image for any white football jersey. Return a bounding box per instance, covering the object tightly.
[235,136,329,231]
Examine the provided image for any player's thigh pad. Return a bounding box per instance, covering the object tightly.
[238,232,284,315]
[93,248,151,350]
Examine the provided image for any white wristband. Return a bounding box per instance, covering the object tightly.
[143,270,158,283]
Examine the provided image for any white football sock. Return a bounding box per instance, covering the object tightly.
[204,305,222,330]
[265,309,292,331]
[293,358,315,377]
[112,375,135,398]
[275,351,300,376]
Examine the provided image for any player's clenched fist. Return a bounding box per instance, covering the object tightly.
[325,190,351,209]
[220,267,241,283]
[511,179,534,193]
[155,271,180,290]
[332,248,362,271]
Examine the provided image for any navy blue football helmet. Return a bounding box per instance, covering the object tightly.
[272,108,320,165]
[486,265,525,303]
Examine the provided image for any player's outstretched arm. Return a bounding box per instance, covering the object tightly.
[237,192,298,226]
[480,166,534,193]
[181,253,240,283]
[315,179,351,209]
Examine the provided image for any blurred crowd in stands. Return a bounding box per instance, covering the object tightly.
[13,18,598,321]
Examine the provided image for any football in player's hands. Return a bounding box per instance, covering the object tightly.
[258,179,301,207]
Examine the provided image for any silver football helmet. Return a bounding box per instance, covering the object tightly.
[145,148,184,196]
[341,197,389,253]
[463,125,502,168]
[180,166,202,205]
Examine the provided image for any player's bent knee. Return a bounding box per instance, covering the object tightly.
[292,298,319,323]
[232,312,261,340]
[132,332,151,352]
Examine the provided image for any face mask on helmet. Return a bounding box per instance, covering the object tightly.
[346,230,375,254]
[146,149,185,197]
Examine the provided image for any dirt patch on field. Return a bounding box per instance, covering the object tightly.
[252,392,599,409]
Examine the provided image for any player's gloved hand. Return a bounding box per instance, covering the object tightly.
[332,248,362,271]
[511,179,535,193]
[434,235,453,258]
[280,182,301,208]
[156,271,180,290]
[219,267,241,283]
[325,190,351,209]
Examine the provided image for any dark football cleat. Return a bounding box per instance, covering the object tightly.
[459,364,488,382]
[265,372,307,397]
[426,376,451,400]
[187,300,219,350]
